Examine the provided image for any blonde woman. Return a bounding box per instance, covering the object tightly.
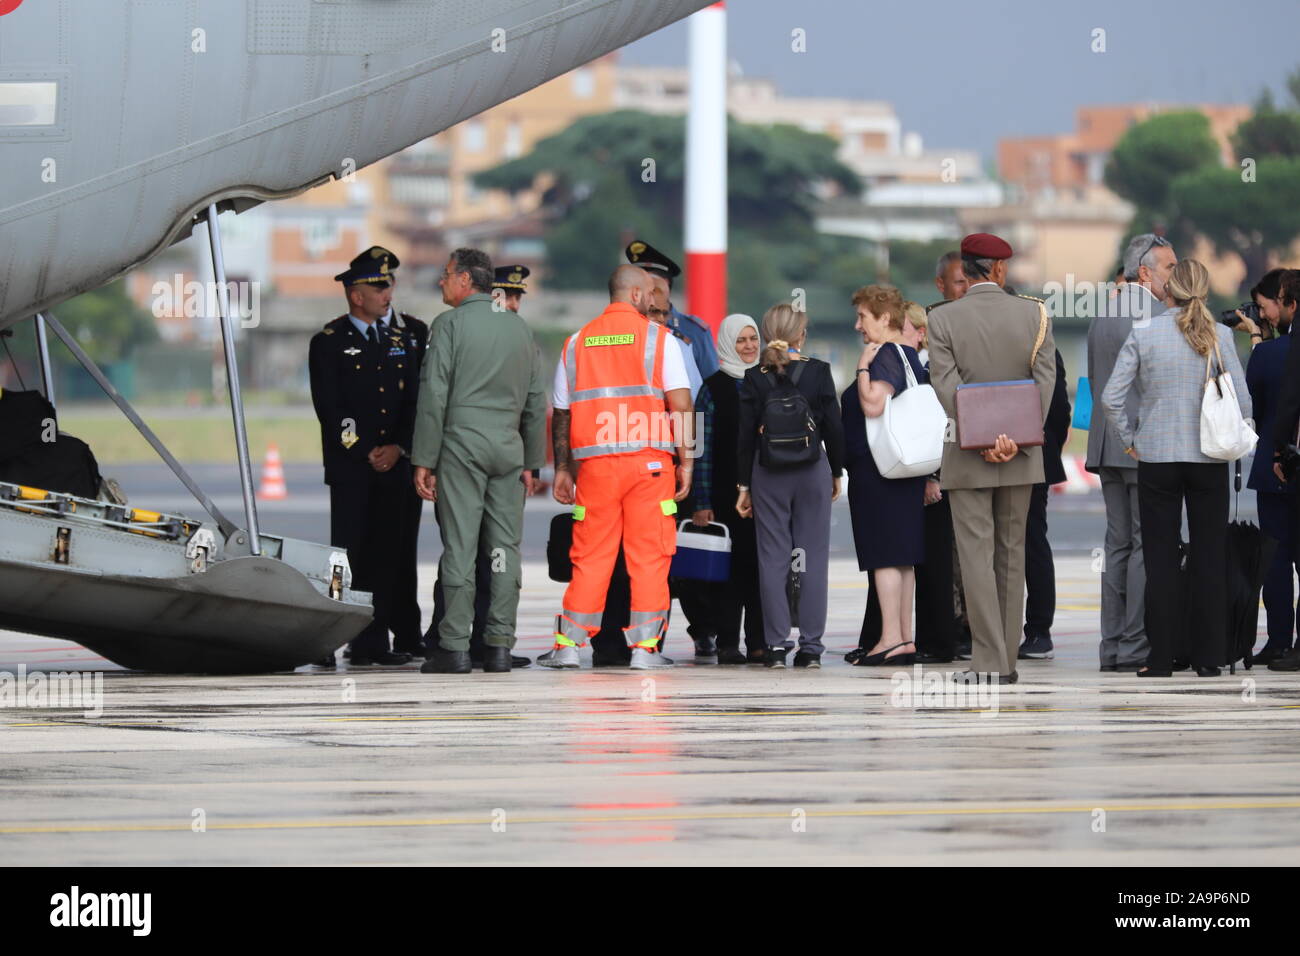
[736,303,845,668]
[902,301,929,364]
[1102,259,1252,678]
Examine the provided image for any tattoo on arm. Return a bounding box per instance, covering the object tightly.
[552,409,572,471]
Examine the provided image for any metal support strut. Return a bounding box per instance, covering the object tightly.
[205,203,262,555]
[34,313,55,407]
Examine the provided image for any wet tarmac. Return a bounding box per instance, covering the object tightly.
[2,555,1297,865]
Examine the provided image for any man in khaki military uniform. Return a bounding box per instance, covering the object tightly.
[926,233,1056,683]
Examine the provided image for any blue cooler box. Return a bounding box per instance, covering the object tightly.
[670,520,732,582]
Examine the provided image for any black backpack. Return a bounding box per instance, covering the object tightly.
[756,362,821,469]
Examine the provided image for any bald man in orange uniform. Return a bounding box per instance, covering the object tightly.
[541,265,695,670]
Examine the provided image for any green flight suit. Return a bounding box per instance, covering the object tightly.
[411,292,548,651]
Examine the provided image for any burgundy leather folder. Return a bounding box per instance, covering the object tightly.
[954,379,1044,450]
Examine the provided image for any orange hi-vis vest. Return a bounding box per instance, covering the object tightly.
[564,302,674,461]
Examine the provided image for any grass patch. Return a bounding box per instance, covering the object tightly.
[56,410,324,464]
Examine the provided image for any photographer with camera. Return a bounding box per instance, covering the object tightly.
[1223,268,1292,348]
[1246,269,1300,666]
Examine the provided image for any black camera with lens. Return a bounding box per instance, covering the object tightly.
[1220,302,1261,327]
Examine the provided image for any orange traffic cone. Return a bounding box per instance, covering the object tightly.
[257,444,287,500]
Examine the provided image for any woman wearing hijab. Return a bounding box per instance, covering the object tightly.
[692,314,767,664]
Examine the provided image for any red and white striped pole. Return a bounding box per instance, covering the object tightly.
[685,1,727,336]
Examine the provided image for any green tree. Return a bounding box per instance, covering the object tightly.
[474,109,864,321]
[1169,157,1300,288]
[1104,111,1220,212]
[4,280,156,376]
[1106,95,1300,297]
[52,279,158,366]
[1232,102,1300,161]
[1104,111,1221,252]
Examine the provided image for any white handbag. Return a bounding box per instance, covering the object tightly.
[865,344,947,479]
[1200,340,1257,461]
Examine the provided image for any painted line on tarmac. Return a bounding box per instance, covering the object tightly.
[5,799,1300,835]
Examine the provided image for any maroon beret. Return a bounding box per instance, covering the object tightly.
[960,233,1013,260]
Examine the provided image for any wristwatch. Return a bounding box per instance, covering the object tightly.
[736,484,750,492]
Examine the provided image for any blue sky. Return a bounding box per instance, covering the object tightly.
[623,0,1299,159]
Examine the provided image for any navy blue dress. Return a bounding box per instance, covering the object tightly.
[841,344,927,571]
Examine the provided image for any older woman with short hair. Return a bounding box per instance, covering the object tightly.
[840,285,927,667]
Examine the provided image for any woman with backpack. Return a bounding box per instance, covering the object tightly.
[736,303,845,668]
[840,285,929,668]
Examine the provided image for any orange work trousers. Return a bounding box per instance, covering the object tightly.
[558,451,677,648]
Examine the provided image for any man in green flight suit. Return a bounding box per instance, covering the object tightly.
[412,247,548,674]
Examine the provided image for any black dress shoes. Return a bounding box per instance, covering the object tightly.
[1137,667,1172,677]
[1251,645,1291,666]
[483,646,512,673]
[350,650,413,666]
[717,648,748,665]
[1268,647,1300,671]
[421,650,472,674]
[1194,665,1221,677]
[315,654,337,668]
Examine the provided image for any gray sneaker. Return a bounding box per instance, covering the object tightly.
[630,647,674,669]
[537,645,580,669]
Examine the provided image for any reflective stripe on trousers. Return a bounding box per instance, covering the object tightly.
[625,609,670,649]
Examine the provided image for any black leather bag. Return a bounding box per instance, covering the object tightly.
[547,512,574,583]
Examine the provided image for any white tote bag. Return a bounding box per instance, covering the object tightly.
[1200,340,1257,461]
[865,344,947,479]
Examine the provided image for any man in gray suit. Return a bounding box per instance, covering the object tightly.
[1085,234,1176,672]
[928,234,1057,684]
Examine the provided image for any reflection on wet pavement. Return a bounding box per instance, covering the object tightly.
[0,556,1297,865]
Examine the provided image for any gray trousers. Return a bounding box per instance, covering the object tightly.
[949,484,1032,675]
[1098,466,1147,666]
[752,456,832,654]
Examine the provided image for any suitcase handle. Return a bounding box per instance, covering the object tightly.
[677,519,731,541]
